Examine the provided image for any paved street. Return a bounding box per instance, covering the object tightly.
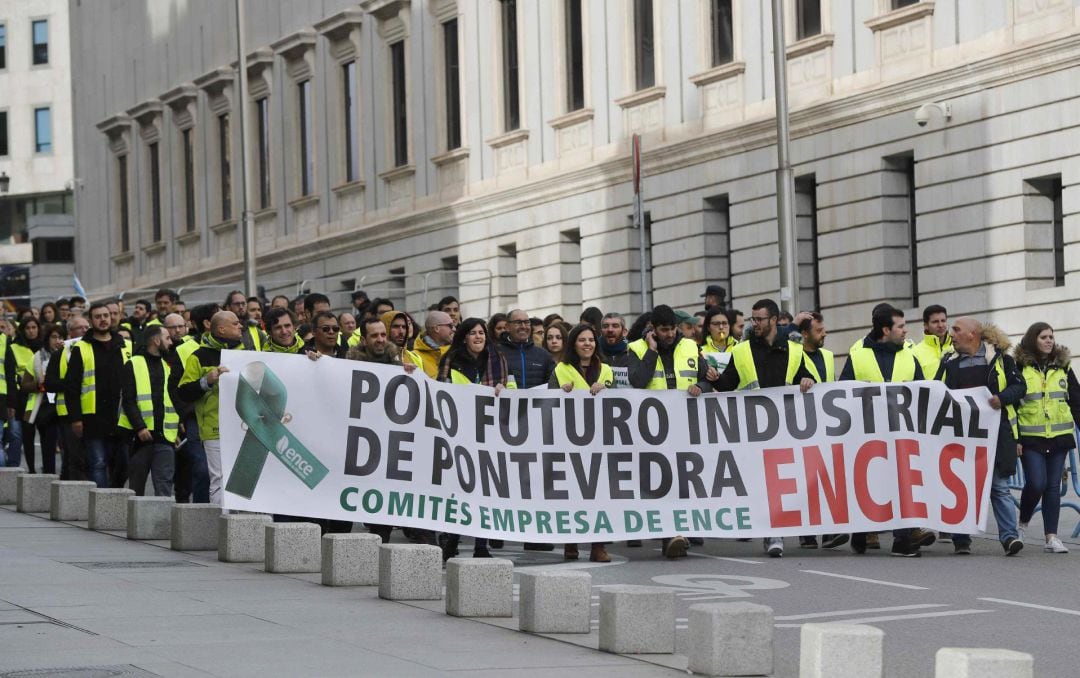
[1,502,1076,678]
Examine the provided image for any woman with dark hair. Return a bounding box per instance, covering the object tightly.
[1013,322,1080,554]
[5,316,43,471]
[548,324,613,562]
[626,312,652,343]
[543,321,571,363]
[39,302,59,325]
[701,306,737,352]
[487,313,509,344]
[437,318,509,560]
[28,323,63,474]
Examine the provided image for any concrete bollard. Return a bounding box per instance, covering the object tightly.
[264,523,321,573]
[49,481,98,521]
[170,504,222,551]
[688,602,773,676]
[321,533,382,586]
[88,489,135,531]
[518,571,592,633]
[598,585,676,654]
[126,496,175,540]
[0,467,24,504]
[445,557,513,617]
[935,648,1034,678]
[377,544,442,601]
[218,513,273,562]
[799,623,884,678]
[16,474,60,513]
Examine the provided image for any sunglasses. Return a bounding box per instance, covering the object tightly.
[318,325,340,333]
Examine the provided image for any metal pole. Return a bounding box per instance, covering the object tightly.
[771,0,799,313]
[632,134,649,313]
[235,0,257,297]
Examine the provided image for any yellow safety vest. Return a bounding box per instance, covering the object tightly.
[0,334,8,396]
[70,339,131,416]
[117,356,179,442]
[449,369,474,385]
[703,335,737,353]
[554,362,615,390]
[10,344,34,399]
[176,335,200,365]
[628,338,700,390]
[55,345,71,417]
[802,347,835,383]
[912,334,952,381]
[1017,364,1074,439]
[403,348,424,370]
[848,343,917,382]
[729,340,805,390]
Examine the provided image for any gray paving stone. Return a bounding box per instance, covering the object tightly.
[88,488,136,531]
[264,522,321,573]
[598,585,675,654]
[170,504,221,551]
[800,623,884,678]
[0,467,23,504]
[16,473,60,513]
[518,570,592,633]
[218,513,273,562]
[935,648,1034,678]
[378,544,442,601]
[688,602,773,676]
[127,496,175,540]
[321,533,381,586]
[445,557,513,617]
[49,480,98,521]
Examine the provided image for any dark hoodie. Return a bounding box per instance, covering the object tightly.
[1012,342,1080,452]
[839,335,926,382]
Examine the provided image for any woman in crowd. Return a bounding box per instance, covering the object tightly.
[27,323,63,475]
[39,302,59,325]
[487,313,509,345]
[543,321,571,363]
[5,316,43,471]
[700,306,737,353]
[437,318,509,560]
[1013,322,1080,554]
[548,323,612,563]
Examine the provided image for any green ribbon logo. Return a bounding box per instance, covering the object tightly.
[225,361,330,499]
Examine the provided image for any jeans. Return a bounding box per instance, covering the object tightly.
[1019,447,1069,535]
[84,436,119,488]
[176,416,209,503]
[128,442,175,497]
[33,422,59,475]
[955,472,1019,546]
[59,422,87,481]
[5,417,23,469]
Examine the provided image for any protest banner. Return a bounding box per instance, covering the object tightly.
[218,351,998,542]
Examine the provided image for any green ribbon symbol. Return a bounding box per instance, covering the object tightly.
[225,361,329,499]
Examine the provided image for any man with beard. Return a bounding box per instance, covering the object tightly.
[913,304,952,380]
[498,308,555,389]
[306,311,347,359]
[119,326,177,497]
[381,311,423,368]
[263,307,309,354]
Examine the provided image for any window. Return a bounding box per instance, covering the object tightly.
[252,97,270,208]
[0,111,7,156]
[34,107,51,153]
[390,40,408,167]
[31,19,48,65]
[565,0,585,111]
[218,113,232,221]
[298,80,314,195]
[795,0,822,41]
[883,153,917,307]
[342,63,359,182]
[149,142,162,242]
[891,0,920,9]
[118,154,131,252]
[0,24,7,70]
[501,1,520,131]
[443,20,462,150]
[633,0,655,90]
[32,237,75,264]
[703,196,732,306]
[1024,175,1065,288]
[711,0,734,67]
[794,175,820,312]
[182,128,196,232]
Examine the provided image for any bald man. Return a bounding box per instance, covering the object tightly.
[177,310,244,504]
[413,310,454,378]
[936,316,1026,556]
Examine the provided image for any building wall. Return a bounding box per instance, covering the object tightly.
[70,0,1080,353]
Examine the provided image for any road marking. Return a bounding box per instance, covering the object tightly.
[800,570,929,590]
[685,552,764,565]
[775,604,946,621]
[979,598,1080,617]
[775,609,990,628]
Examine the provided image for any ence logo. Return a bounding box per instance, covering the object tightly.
[225,361,331,499]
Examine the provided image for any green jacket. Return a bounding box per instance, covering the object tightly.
[177,333,239,441]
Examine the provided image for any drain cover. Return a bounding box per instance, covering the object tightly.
[67,561,205,570]
[1,666,160,678]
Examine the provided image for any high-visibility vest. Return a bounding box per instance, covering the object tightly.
[241,325,265,351]
[0,334,8,396]
[10,343,35,398]
[554,361,614,390]
[848,343,917,382]
[628,338,700,390]
[729,340,805,390]
[71,339,130,416]
[403,348,424,370]
[450,369,474,385]
[175,335,200,365]
[703,335,737,353]
[55,345,71,417]
[802,347,835,383]
[912,334,952,381]
[118,356,179,442]
[1017,364,1074,438]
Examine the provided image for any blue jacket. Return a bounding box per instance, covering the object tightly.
[496,337,555,389]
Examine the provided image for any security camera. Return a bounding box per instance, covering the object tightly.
[914,102,951,128]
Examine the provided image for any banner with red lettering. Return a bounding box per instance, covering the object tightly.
[218,351,998,541]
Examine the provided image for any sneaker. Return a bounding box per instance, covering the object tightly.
[938,532,953,544]
[1017,524,1027,543]
[822,534,850,549]
[765,537,784,558]
[799,536,818,549]
[1003,538,1024,556]
[953,543,972,555]
[663,535,689,559]
[865,533,881,549]
[891,541,921,557]
[1045,537,1069,554]
[851,533,867,554]
[909,529,937,548]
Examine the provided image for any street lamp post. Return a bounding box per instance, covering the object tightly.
[235,0,257,297]
[771,0,799,313]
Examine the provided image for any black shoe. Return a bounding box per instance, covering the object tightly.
[1004,538,1024,556]
[688,537,704,546]
[627,540,642,547]
[822,534,850,549]
[799,536,818,549]
[851,533,867,554]
[441,537,459,563]
[489,540,504,549]
[523,543,554,551]
[891,541,921,557]
[953,543,972,555]
[473,548,493,558]
[909,529,937,548]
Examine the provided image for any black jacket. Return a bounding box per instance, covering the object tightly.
[120,353,173,445]
[63,332,127,438]
[839,336,926,382]
[497,336,555,389]
[712,335,814,392]
[627,336,711,390]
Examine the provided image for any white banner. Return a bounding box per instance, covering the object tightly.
[218,351,998,542]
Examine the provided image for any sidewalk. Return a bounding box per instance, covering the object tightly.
[0,507,679,678]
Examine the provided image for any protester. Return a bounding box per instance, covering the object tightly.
[269,295,291,310]
[26,323,63,474]
[726,308,745,341]
[380,311,423,368]
[543,321,570,364]
[438,296,461,325]
[598,312,629,368]
[499,309,555,389]
[263,308,307,354]
[913,304,952,379]
[6,315,42,471]
[1012,322,1080,554]
[579,306,603,331]
[340,312,358,345]
[487,313,509,345]
[119,325,177,497]
[155,288,178,321]
[40,302,59,325]
[246,297,264,326]
[701,306,736,353]
[702,284,726,310]
[530,317,545,347]
[414,311,454,378]
[43,314,89,480]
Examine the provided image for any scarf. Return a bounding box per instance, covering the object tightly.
[202,332,241,351]
[438,343,506,386]
[600,338,628,357]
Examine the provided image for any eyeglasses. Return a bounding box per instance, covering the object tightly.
[437,323,456,329]
[317,325,340,333]
[749,316,773,324]
[165,325,187,330]
[509,319,530,326]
